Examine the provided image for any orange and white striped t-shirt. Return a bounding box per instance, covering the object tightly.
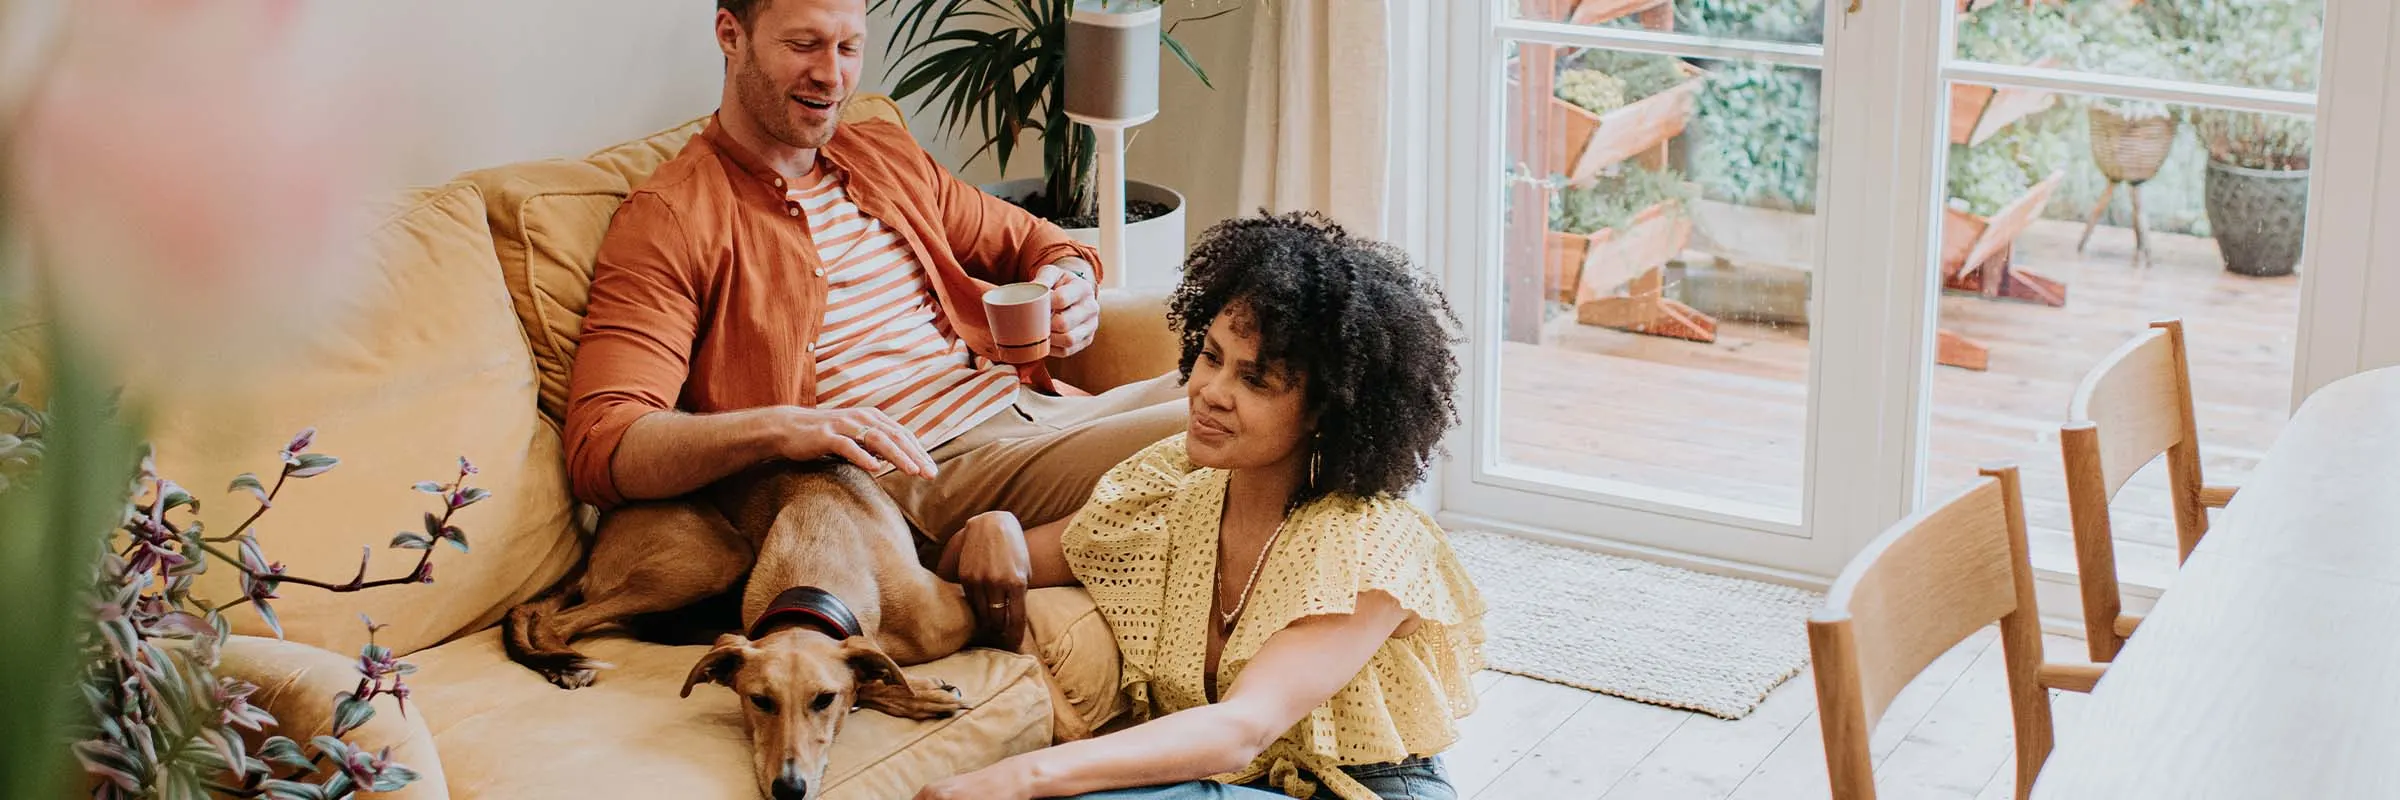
[791,166,1019,449]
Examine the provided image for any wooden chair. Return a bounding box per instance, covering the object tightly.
[1808,464,2102,799]
[2060,318,2240,661]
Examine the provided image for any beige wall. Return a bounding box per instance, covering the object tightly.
[308,1,726,186]
[325,0,1256,226]
[2,0,1255,216]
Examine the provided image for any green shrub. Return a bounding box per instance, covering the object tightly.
[1560,49,1695,102]
[1687,62,1820,213]
[1652,0,1824,44]
[1557,69,1629,115]
[1550,164,1692,237]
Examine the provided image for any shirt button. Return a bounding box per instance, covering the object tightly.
[814,268,826,277]
[787,207,799,217]
[774,178,785,188]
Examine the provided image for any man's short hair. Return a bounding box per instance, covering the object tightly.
[719,0,769,29]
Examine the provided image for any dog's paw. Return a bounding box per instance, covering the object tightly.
[538,657,613,690]
[856,677,970,720]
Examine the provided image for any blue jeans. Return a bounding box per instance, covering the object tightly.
[1065,757,1456,800]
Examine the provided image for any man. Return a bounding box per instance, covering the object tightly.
[563,0,1187,616]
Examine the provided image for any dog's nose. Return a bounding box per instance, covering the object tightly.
[770,763,808,800]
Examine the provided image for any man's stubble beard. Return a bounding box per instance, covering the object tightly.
[734,45,839,150]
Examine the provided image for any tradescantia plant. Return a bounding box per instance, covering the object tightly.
[3,398,490,800]
[871,0,1232,223]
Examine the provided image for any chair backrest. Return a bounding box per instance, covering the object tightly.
[2060,318,2206,658]
[1809,464,2054,800]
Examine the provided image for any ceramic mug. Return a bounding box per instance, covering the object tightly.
[982,281,1052,364]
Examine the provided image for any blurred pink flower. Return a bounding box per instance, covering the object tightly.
[9,0,400,380]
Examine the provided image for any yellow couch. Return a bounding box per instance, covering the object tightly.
[111,97,1173,799]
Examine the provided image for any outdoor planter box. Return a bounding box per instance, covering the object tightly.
[1940,170,2067,306]
[1566,201,1716,342]
[1570,0,1674,27]
[1949,62,2058,146]
[1546,229,1590,304]
[1546,61,1710,184]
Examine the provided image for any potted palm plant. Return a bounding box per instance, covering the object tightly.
[871,0,1229,279]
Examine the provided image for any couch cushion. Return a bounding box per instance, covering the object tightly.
[461,158,644,424]
[585,116,713,191]
[464,116,706,424]
[408,629,1051,800]
[148,181,581,658]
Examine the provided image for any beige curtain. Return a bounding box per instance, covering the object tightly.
[1238,0,1389,238]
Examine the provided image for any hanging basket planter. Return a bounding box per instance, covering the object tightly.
[2088,106,2178,184]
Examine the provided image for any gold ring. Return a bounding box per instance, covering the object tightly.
[990,601,1007,609]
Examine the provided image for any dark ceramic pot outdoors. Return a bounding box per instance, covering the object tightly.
[2203,160,2310,277]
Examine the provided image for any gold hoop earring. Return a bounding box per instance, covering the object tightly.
[1307,435,1322,488]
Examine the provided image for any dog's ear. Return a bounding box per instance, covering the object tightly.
[680,633,752,698]
[845,636,966,721]
[838,636,908,689]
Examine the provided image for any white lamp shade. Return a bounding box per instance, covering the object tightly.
[1064,2,1161,127]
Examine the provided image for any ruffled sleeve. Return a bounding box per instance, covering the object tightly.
[1061,433,1199,719]
[1278,498,1483,631]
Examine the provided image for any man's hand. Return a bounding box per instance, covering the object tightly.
[1034,261,1099,358]
[771,406,939,479]
[952,511,1032,651]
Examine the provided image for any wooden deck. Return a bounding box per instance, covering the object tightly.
[1499,217,2300,584]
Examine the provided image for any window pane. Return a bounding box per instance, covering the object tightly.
[1950,0,2321,93]
[1498,41,1821,516]
[1513,0,1826,46]
[1927,85,2307,581]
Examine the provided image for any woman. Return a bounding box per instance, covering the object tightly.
[917,212,1485,800]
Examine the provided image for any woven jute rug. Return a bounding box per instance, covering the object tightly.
[1449,530,1821,720]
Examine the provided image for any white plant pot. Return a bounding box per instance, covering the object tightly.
[982,177,1188,292]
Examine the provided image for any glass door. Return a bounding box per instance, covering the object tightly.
[1442,0,1924,577]
[1920,0,2324,589]
[1434,0,2342,585]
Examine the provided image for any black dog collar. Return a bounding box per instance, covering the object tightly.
[749,586,863,642]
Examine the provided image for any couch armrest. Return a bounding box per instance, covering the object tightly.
[218,636,450,799]
[1049,288,1180,395]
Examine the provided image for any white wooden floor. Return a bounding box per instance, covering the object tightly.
[1447,629,2093,800]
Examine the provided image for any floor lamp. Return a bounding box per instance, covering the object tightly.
[1064,0,1161,289]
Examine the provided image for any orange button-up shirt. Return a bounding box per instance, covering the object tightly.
[563,115,1101,509]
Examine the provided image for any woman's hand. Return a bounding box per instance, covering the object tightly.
[915,762,1035,800]
[955,511,1033,650]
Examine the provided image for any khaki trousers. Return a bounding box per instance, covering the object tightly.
[878,372,1187,559]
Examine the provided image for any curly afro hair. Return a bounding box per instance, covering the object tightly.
[1169,211,1462,508]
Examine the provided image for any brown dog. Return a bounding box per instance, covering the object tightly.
[503,460,1087,800]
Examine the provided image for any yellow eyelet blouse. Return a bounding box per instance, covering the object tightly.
[1062,435,1489,800]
